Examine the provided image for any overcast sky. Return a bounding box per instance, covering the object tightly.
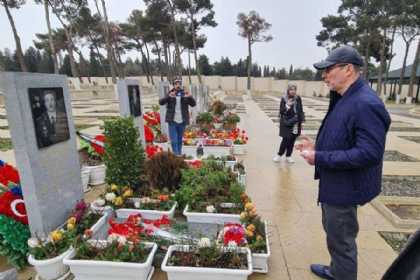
[0,0,417,71]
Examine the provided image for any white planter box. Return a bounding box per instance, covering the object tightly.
[251,221,271,273]
[233,145,247,155]
[64,242,157,280]
[90,212,109,237]
[183,146,232,157]
[183,205,240,225]
[85,164,106,185]
[28,248,72,280]
[90,202,112,215]
[81,168,90,192]
[116,201,177,220]
[237,174,246,188]
[162,245,252,280]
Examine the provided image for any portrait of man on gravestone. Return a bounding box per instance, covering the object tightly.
[29,88,70,149]
[128,85,142,117]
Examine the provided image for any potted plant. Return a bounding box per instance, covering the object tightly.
[64,216,157,280]
[103,117,146,189]
[205,155,237,170]
[175,162,245,225]
[196,112,213,132]
[79,135,106,186]
[161,238,252,280]
[231,129,248,155]
[223,113,240,131]
[91,185,135,213]
[239,194,270,273]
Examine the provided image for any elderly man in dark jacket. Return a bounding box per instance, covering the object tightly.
[297,46,391,280]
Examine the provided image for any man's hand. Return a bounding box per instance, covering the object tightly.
[296,136,316,166]
[185,91,192,97]
[169,90,176,97]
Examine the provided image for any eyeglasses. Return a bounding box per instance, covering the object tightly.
[324,63,349,74]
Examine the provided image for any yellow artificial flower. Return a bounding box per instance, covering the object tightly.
[50,230,63,243]
[246,224,256,232]
[245,202,254,211]
[67,223,75,231]
[240,212,247,220]
[114,196,124,206]
[67,217,76,225]
[256,235,264,241]
[111,184,119,192]
[122,189,133,198]
[246,230,254,238]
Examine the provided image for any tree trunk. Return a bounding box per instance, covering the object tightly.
[167,0,182,77]
[247,35,252,91]
[163,40,172,81]
[384,26,397,97]
[398,41,411,96]
[187,49,192,84]
[377,28,387,96]
[43,0,59,74]
[64,27,80,77]
[88,33,107,77]
[136,40,151,83]
[2,1,28,72]
[363,29,371,79]
[408,40,420,99]
[144,43,155,85]
[98,0,117,83]
[153,39,164,81]
[190,11,202,84]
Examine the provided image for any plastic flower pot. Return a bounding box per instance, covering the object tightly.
[233,144,247,155]
[237,174,246,188]
[85,164,106,186]
[81,168,91,192]
[116,201,177,220]
[64,242,157,280]
[251,221,271,273]
[161,245,253,280]
[28,248,72,280]
[183,205,240,225]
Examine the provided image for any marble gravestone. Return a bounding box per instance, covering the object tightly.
[116,79,146,146]
[0,72,83,236]
[158,81,170,137]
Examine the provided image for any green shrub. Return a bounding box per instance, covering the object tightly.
[104,117,146,188]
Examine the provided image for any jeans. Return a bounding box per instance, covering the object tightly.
[322,203,359,280]
[278,135,297,157]
[168,122,186,155]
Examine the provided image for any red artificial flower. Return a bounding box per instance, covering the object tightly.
[144,125,154,143]
[0,164,20,186]
[223,223,246,246]
[92,135,106,156]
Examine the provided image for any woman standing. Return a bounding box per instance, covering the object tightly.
[159,79,196,155]
[273,84,304,163]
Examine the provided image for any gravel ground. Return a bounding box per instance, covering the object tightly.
[382,176,420,197]
[379,231,412,253]
[383,151,420,162]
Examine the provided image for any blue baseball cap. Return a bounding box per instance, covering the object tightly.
[314,46,364,70]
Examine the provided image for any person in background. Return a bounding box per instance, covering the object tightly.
[273,84,305,163]
[159,79,196,155]
[297,46,391,280]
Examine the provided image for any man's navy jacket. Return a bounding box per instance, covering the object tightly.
[315,78,391,206]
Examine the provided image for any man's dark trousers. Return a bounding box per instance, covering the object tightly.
[322,204,359,280]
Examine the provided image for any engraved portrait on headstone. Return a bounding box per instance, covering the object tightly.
[128,85,141,117]
[29,87,70,148]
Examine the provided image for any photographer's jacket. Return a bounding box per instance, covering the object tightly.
[159,90,196,125]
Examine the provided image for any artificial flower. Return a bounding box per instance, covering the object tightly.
[227,241,238,248]
[27,237,40,248]
[206,205,216,213]
[256,235,264,242]
[197,237,211,248]
[246,224,256,232]
[67,223,75,231]
[134,201,141,209]
[158,194,169,202]
[67,217,76,225]
[240,212,247,220]
[94,198,105,207]
[50,230,63,243]
[122,189,133,198]
[114,197,124,206]
[105,192,116,202]
[245,202,254,211]
[111,184,119,192]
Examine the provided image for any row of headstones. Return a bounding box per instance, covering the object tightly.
[0,72,209,237]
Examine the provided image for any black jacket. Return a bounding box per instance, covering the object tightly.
[159,90,196,125]
[279,95,304,137]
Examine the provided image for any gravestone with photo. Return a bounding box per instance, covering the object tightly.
[0,72,83,236]
[158,81,170,137]
[116,79,146,145]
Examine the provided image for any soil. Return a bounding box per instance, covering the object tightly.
[168,250,248,269]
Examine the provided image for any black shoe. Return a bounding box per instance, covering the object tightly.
[310,264,335,280]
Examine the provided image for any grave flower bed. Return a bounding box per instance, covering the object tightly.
[28,201,107,280]
[162,238,252,280]
[64,215,157,280]
[175,161,245,224]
